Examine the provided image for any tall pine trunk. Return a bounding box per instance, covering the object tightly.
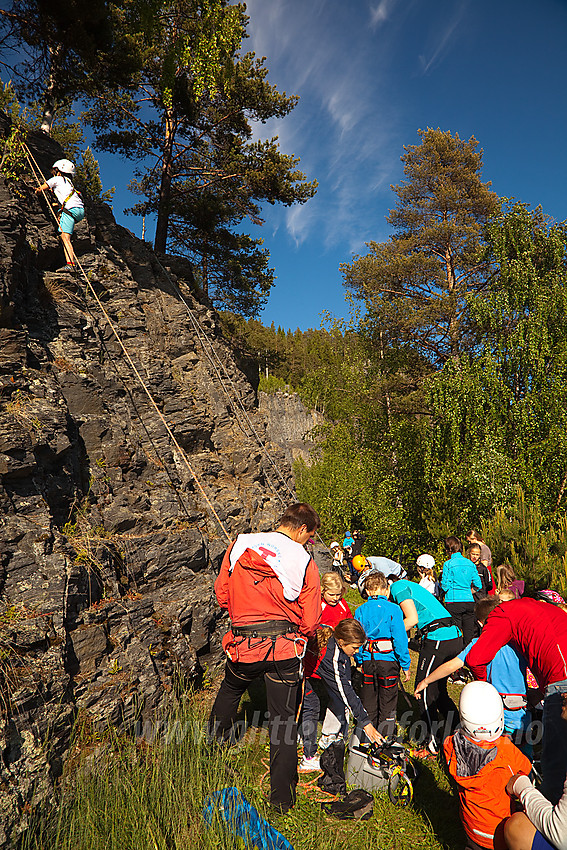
[154,107,176,253]
[445,245,460,363]
[40,43,64,134]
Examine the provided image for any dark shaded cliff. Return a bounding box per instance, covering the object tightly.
[0,117,294,845]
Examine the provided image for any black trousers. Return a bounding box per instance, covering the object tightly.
[415,635,461,746]
[445,601,475,648]
[361,658,400,738]
[209,656,301,811]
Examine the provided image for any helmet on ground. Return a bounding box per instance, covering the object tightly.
[459,681,504,743]
[352,555,367,573]
[52,159,75,176]
[416,553,435,569]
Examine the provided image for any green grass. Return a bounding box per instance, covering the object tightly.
[20,583,467,849]
[19,658,467,850]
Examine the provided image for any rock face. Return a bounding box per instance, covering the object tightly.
[0,117,294,846]
[259,390,324,464]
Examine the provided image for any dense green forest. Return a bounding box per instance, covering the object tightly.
[221,133,567,596]
[1,1,566,595]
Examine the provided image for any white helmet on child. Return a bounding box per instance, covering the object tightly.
[52,159,76,176]
[459,681,504,742]
[416,553,435,569]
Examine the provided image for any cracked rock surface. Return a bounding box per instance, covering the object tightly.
[0,112,294,847]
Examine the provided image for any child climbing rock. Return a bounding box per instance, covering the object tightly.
[35,159,84,268]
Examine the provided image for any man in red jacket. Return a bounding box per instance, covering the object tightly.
[465,597,567,804]
[209,503,322,814]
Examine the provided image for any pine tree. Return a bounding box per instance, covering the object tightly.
[0,0,142,133]
[342,128,500,366]
[83,0,316,314]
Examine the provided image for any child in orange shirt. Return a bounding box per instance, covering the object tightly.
[444,681,532,850]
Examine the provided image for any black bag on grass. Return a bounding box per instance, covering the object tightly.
[317,740,346,795]
[321,789,374,820]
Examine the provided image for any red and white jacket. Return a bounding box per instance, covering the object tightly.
[215,531,321,663]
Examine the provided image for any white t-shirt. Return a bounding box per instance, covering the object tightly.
[47,175,84,210]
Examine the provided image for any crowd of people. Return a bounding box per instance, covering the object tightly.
[208,504,567,850]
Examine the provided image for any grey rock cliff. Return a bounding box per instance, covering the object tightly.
[259,390,324,464]
[0,116,294,846]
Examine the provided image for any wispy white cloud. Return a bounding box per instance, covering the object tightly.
[418,0,468,74]
[369,0,398,29]
[242,0,401,249]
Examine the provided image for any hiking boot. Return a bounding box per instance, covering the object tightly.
[298,754,320,772]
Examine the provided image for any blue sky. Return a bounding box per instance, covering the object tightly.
[96,0,567,332]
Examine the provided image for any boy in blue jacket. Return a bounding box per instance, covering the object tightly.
[355,572,411,738]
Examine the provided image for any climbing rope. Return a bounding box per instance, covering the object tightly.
[21,140,232,544]
[19,137,333,556]
[152,259,334,554]
[153,256,296,507]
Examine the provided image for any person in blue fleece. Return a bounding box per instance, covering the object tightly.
[355,571,411,738]
[441,535,482,648]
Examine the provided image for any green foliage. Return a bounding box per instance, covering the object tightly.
[0,80,22,120]
[425,202,567,527]
[0,0,143,132]
[171,190,274,315]
[76,147,115,204]
[0,82,113,202]
[223,196,567,561]
[295,422,404,553]
[0,126,28,185]
[83,0,316,312]
[482,487,567,597]
[258,374,290,393]
[343,128,500,365]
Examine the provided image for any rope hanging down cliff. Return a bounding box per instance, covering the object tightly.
[22,141,232,545]
[21,140,331,555]
[23,139,298,512]
[153,256,296,506]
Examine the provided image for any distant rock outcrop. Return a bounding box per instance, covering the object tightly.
[259,390,324,464]
[0,114,294,846]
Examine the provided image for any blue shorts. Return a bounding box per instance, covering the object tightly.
[59,207,85,234]
[532,830,556,850]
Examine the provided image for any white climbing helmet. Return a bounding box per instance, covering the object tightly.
[330,541,340,550]
[52,159,76,176]
[416,553,435,569]
[459,681,504,743]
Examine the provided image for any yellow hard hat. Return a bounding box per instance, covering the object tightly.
[352,555,367,572]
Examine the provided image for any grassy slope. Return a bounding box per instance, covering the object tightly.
[21,587,468,849]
